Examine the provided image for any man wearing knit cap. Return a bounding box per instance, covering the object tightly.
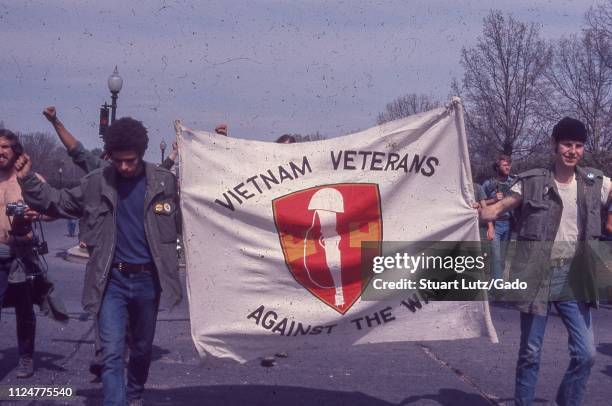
[479,116,610,405]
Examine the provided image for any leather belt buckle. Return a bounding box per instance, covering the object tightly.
[114,262,153,274]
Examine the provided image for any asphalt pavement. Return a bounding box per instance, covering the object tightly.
[1,220,611,405]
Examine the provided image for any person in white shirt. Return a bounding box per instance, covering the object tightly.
[479,116,610,406]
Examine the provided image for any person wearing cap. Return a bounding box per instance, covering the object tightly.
[479,117,610,406]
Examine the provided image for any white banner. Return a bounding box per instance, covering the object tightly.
[179,100,498,363]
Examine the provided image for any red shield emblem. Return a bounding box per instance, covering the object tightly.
[273,183,383,314]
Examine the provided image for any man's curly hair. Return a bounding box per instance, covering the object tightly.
[102,117,149,157]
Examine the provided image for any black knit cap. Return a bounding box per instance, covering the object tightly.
[552,117,587,143]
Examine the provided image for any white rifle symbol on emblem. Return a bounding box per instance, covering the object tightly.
[303,188,345,306]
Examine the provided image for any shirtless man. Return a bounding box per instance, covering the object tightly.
[0,129,46,378]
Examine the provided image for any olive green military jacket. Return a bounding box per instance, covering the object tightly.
[17,162,182,314]
[512,166,604,315]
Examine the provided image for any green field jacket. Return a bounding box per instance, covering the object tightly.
[17,162,182,314]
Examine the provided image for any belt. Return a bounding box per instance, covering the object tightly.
[550,257,572,268]
[113,262,155,273]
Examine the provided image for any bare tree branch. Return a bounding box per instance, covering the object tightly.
[545,30,612,156]
[18,131,85,187]
[458,11,552,159]
[376,93,440,125]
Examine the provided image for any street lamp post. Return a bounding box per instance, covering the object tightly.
[58,167,63,189]
[108,66,123,123]
[160,140,167,163]
[99,66,123,135]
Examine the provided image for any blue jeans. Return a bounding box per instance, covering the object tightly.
[515,301,595,406]
[98,268,160,406]
[490,220,511,281]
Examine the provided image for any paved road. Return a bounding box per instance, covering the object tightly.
[1,221,611,405]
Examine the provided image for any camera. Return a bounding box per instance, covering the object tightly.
[6,202,32,237]
[6,201,29,217]
[5,202,48,255]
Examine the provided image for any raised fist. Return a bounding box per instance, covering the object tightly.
[43,106,58,123]
[14,154,32,179]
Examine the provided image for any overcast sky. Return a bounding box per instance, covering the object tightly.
[0,0,600,161]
